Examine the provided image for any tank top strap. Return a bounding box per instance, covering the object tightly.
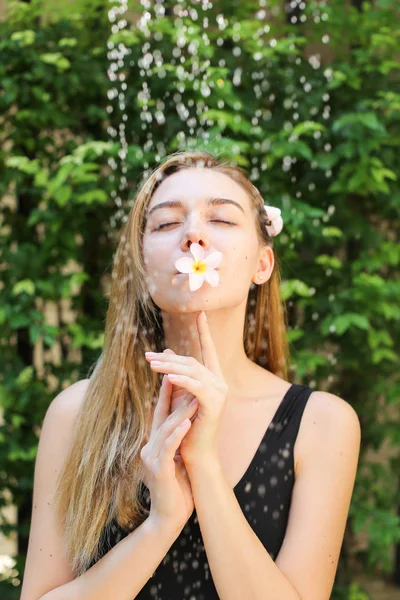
[269,382,315,443]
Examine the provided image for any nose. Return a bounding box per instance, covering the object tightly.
[180,216,210,253]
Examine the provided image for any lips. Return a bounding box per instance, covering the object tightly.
[174,269,219,275]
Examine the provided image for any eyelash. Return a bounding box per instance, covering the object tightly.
[154,220,236,231]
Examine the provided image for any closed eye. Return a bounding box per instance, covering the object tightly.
[154,220,236,231]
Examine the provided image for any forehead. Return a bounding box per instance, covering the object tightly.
[148,167,251,209]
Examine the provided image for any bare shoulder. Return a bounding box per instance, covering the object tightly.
[300,389,361,432]
[46,378,91,422]
[294,389,361,475]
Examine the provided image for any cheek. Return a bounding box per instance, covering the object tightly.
[142,235,169,264]
[223,237,254,264]
[229,246,258,280]
[142,238,176,282]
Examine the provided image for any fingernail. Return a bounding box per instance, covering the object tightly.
[202,311,207,321]
[189,398,198,406]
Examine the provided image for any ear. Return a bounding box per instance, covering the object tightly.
[252,245,274,284]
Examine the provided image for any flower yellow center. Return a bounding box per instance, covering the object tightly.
[192,260,207,275]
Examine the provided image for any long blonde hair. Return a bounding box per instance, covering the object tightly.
[54,150,291,576]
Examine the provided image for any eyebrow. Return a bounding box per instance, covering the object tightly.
[146,197,245,217]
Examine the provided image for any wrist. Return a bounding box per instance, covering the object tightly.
[185,453,222,479]
[146,513,185,537]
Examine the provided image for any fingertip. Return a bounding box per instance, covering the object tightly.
[162,374,172,389]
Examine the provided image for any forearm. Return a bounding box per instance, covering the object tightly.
[188,459,301,600]
[40,516,182,600]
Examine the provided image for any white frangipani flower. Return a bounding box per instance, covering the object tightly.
[174,242,223,292]
[264,205,283,237]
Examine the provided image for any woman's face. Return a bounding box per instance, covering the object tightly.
[142,167,267,314]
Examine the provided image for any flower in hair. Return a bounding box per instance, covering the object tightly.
[264,205,283,237]
[174,242,223,292]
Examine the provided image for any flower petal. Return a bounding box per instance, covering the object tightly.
[175,257,194,273]
[264,205,281,219]
[268,215,283,236]
[189,272,205,291]
[264,205,283,236]
[190,242,205,261]
[203,251,223,269]
[204,269,220,287]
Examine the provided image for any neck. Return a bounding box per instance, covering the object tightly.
[161,304,254,393]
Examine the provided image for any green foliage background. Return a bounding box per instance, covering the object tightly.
[0,0,399,598]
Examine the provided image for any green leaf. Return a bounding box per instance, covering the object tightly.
[372,348,398,364]
[54,185,72,206]
[39,52,71,72]
[12,280,35,296]
[332,112,387,136]
[281,279,314,300]
[76,189,108,204]
[321,227,343,238]
[291,121,326,137]
[287,328,305,342]
[16,366,34,387]
[10,29,36,46]
[48,162,75,195]
[5,156,41,175]
[315,254,343,269]
[9,314,31,329]
[58,37,78,48]
[322,313,370,336]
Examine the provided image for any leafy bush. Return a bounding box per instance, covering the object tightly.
[0,0,399,596]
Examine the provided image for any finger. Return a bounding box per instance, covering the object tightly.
[162,349,195,412]
[153,399,198,458]
[151,374,173,434]
[145,353,194,366]
[149,360,195,378]
[166,374,202,400]
[196,311,223,377]
[159,418,192,465]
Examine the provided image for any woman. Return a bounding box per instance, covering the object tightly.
[21,151,361,600]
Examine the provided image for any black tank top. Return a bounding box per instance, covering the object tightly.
[90,383,314,599]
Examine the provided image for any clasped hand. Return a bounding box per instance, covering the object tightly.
[145,311,228,469]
